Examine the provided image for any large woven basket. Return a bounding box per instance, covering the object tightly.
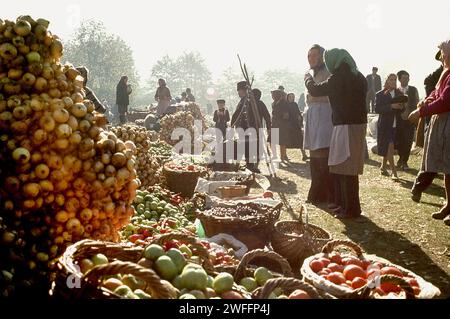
[51,239,177,299]
[163,163,207,198]
[253,277,334,299]
[197,202,282,250]
[301,240,441,299]
[271,205,332,271]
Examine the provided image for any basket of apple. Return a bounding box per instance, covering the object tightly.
[162,162,208,198]
[301,240,441,299]
[253,277,333,299]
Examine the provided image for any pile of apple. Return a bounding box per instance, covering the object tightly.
[111,124,163,188]
[0,16,139,296]
[159,111,195,146]
[309,252,421,297]
[121,189,196,245]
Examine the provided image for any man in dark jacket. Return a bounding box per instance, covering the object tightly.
[411,51,444,202]
[366,67,382,113]
[396,70,420,170]
[76,66,107,114]
[231,82,270,173]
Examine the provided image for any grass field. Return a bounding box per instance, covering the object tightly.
[263,149,450,298]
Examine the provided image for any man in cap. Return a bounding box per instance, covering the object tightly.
[231,81,270,173]
[76,66,107,114]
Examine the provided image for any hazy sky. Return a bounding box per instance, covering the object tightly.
[3,0,450,96]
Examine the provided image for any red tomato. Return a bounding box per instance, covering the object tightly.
[327,263,344,273]
[343,265,367,281]
[318,258,331,267]
[380,266,404,277]
[129,234,143,243]
[318,268,331,276]
[329,252,342,265]
[288,289,311,299]
[310,260,324,273]
[380,282,401,293]
[413,286,421,296]
[362,260,372,270]
[351,277,367,289]
[405,277,419,287]
[326,272,346,285]
[342,257,364,268]
[263,191,273,198]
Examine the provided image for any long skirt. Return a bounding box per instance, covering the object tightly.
[422,112,450,174]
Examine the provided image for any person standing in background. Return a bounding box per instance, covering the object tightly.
[116,75,132,125]
[180,91,187,102]
[396,70,419,170]
[411,51,444,202]
[366,67,382,113]
[408,39,450,226]
[303,44,334,206]
[155,79,172,117]
[76,66,107,114]
[287,93,308,161]
[375,74,406,180]
[213,99,230,140]
[186,88,196,102]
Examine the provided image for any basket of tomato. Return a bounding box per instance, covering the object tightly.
[300,240,441,299]
[163,162,208,198]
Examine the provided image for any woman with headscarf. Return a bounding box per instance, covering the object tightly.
[375,74,406,180]
[409,39,450,226]
[305,48,367,219]
[303,44,335,206]
[270,90,292,161]
[116,75,132,125]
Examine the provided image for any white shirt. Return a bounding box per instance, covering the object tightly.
[399,85,409,95]
[390,90,396,128]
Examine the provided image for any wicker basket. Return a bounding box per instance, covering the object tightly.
[217,185,248,198]
[301,240,441,299]
[163,163,207,198]
[51,239,177,299]
[233,249,294,283]
[253,277,331,299]
[197,203,282,250]
[271,205,332,271]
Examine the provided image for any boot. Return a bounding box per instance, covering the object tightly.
[444,215,450,226]
[432,206,450,220]
[338,175,361,218]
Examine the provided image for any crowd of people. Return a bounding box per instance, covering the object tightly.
[77,37,450,226]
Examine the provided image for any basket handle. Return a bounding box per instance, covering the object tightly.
[321,239,364,258]
[82,260,177,299]
[298,205,309,227]
[256,277,322,299]
[150,232,215,273]
[358,274,416,299]
[234,249,293,283]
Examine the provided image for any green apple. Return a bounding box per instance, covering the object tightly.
[254,267,273,286]
[166,248,186,273]
[154,255,178,281]
[144,244,165,261]
[91,253,108,266]
[239,277,258,292]
[26,51,41,64]
[213,272,235,294]
[180,267,208,290]
[189,290,206,299]
[179,293,196,299]
[114,285,132,297]
[134,289,151,299]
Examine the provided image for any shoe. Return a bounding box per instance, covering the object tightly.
[380,168,389,176]
[391,174,399,181]
[432,207,450,220]
[411,190,422,203]
[328,203,339,210]
[444,215,450,226]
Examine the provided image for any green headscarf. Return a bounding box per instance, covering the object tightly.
[324,48,358,75]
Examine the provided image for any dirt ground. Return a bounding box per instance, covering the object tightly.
[260,149,450,298]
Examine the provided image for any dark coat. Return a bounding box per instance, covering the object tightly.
[424,65,444,97]
[305,63,368,126]
[375,89,406,156]
[116,82,130,106]
[271,100,302,147]
[366,73,382,93]
[231,98,271,130]
[213,109,230,136]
